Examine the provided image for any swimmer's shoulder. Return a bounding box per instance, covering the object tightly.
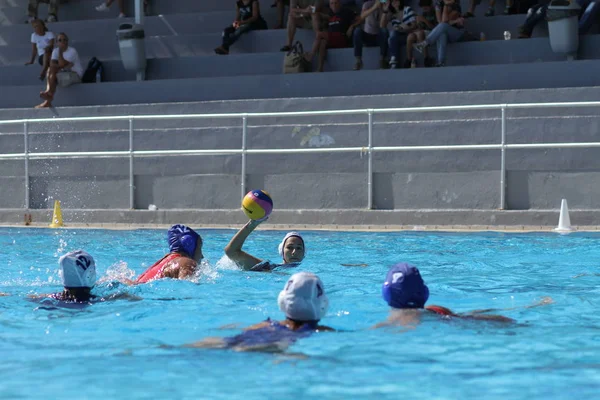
[163,256,197,279]
[315,325,335,332]
[244,319,275,331]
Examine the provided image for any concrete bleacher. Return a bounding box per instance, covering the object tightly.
[2,0,600,218]
[0,0,594,110]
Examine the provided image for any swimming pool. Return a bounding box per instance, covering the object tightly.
[0,227,598,399]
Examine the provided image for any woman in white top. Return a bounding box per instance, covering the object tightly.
[36,32,84,109]
[25,19,54,80]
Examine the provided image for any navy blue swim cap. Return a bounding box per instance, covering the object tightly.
[168,224,201,257]
[382,263,429,309]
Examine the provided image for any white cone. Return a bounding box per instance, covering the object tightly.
[554,199,572,233]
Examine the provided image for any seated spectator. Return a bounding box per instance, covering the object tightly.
[272,0,289,29]
[27,0,59,23]
[215,0,268,55]
[95,0,126,18]
[352,0,387,70]
[413,0,465,67]
[382,0,417,69]
[577,0,600,34]
[518,0,599,38]
[305,0,359,72]
[25,19,54,80]
[463,0,514,17]
[36,33,83,109]
[406,0,437,68]
[280,0,324,51]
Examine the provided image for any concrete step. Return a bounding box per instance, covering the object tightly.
[1,58,600,109]
[0,0,276,15]
[0,29,310,66]
[2,34,600,87]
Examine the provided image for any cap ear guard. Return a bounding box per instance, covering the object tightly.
[382,282,392,306]
[180,234,198,258]
[59,250,96,288]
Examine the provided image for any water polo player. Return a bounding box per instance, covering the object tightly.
[134,224,203,284]
[375,263,516,327]
[186,272,333,352]
[31,250,98,303]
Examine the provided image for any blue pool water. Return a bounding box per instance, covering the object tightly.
[0,227,599,399]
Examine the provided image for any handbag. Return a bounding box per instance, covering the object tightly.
[283,41,311,74]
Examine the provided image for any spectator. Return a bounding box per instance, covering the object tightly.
[518,0,599,38]
[272,0,289,29]
[352,0,388,70]
[27,0,59,23]
[463,0,514,17]
[406,0,437,68]
[215,0,268,55]
[36,33,83,109]
[381,0,417,69]
[280,0,324,51]
[413,0,465,67]
[305,0,359,72]
[95,0,126,18]
[25,19,54,81]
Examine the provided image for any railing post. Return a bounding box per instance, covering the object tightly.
[367,110,373,210]
[129,117,135,209]
[241,115,247,199]
[500,106,507,210]
[23,122,30,210]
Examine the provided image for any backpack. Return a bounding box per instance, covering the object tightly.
[283,41,311,74]
[82,57,104,83]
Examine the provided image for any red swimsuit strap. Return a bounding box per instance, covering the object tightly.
[135,253,181,284]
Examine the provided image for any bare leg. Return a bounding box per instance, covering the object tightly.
[275,0,285,29]
[286,16,298,47]
[406,32,416,61]
[37,65,58,108]
[467,0,476,14]
[317,34,327,72]
[40,50,51,79]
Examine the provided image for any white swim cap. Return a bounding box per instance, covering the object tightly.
[59,250,96,288]
[278,272,328,321]
[278,232,305,261]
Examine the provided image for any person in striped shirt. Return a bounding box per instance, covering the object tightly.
[381,0,417,69]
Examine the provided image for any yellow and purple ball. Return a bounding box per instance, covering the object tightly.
[242,190,273,220]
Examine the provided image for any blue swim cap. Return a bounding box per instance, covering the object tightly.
[382,263,429,309]
[168,224,201,258]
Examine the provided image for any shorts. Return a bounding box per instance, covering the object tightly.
[57,71,81,88]
[37,55,44,66]
[327,32,349,49]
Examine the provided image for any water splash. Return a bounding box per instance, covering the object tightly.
[215,255,240,271]
[101,261,136,284]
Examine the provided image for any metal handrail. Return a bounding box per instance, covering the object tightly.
[2,101,600,211]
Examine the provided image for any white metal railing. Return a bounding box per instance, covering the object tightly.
[1,101,600,211]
